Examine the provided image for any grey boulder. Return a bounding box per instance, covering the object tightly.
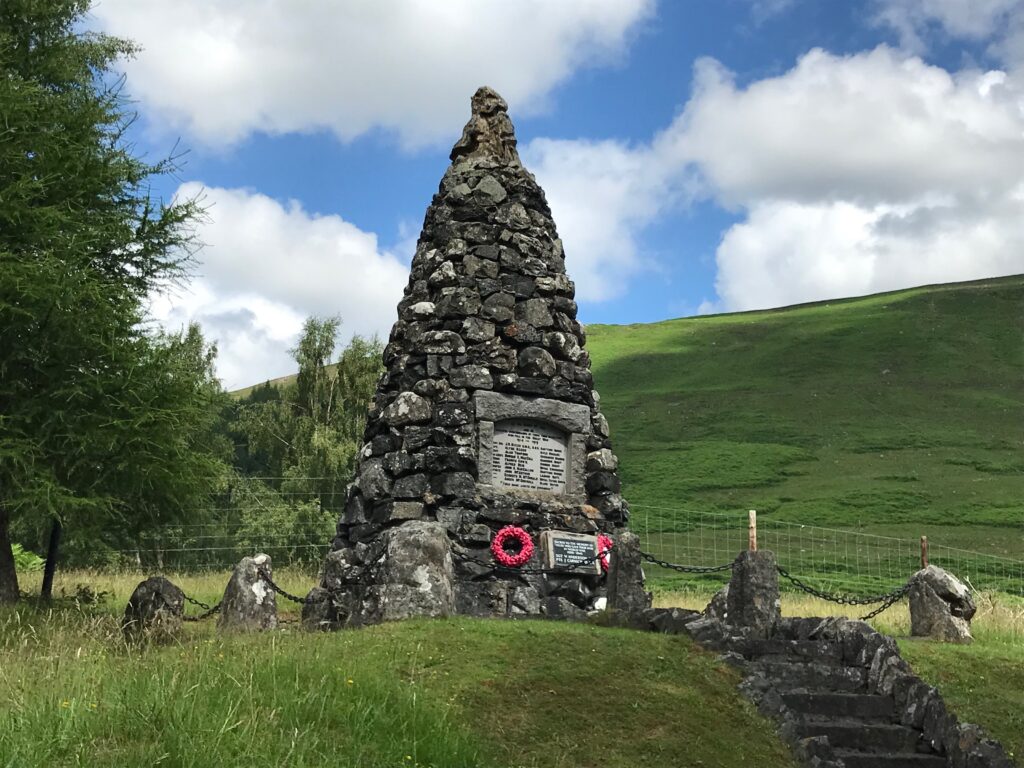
[365,521,455,622]
[122,575,185,641]
[218,553,278,632]
[909,564,976,643]
[726,550,780,635]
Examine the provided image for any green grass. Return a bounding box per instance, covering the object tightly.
[4,572,1022,767]
[899,639,1024,764]
[586,276,1024,569]
[0,600,796,768]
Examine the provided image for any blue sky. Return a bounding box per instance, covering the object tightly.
[91,0,1024,388]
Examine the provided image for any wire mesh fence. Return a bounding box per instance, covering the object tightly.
[82,478,343,573]
[82,474,1024,601]
[632,504,1024,598]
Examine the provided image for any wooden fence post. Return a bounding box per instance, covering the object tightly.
[920,535,928,569]
[748,510,758,552]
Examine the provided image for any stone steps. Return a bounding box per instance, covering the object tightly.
[794,719,923,752]
[741,641,947,766]
[644,607,1012,766]
[781,691,895,721]
[741,638,844,664]
[833,750,948,768]
[751,660,868,693]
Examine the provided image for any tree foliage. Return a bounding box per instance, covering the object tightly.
[230,317,382,506]
[0,0,227,600]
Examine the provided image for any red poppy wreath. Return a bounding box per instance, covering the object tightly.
[491,525,534,568]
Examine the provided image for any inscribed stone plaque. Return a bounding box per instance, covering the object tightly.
[539,530,601,575]
[491,419,567,494]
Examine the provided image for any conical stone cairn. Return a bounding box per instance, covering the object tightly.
[304,87,629,628]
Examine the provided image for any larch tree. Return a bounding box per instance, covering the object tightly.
[0,0,228,601]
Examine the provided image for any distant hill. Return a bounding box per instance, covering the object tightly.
[235,275,1024,557]
[588,275,1024,557]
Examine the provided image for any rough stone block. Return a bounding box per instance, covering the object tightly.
[373,500,424,523]
[382,391,433,426]
[218,554,278,632]
[122,576,184,641]
[370,521,455,621]
[607,530,651,620]
[726,550,780,635]
[909,565,975,643]
[517,346,556,377]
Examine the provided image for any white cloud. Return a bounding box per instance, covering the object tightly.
[872,0,1024,70]
[662,48,1024,207]
[91,0,652,147]
[152,184,408,389]
[519,44,1024,313]
[661,46,1024,310]
[523,138,687,302]
[714,197,1024,311]
[872,0,1022,51]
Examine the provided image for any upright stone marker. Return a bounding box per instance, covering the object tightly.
[313,87,631,625]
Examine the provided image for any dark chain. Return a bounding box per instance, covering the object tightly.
[639,551,740,574]
[181,593,221,622]
[257,567,309,604]
[858,583,912,621]
[776,565,912,620]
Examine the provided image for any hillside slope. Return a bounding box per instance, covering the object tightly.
[234,276,1023,558]
[587,276,1024,556]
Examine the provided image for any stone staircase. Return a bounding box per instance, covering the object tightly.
[641,611,1014,768]
[740,632,945,767]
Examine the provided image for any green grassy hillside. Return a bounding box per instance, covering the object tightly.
[234,276,1023,567]
[588,276,1024,559]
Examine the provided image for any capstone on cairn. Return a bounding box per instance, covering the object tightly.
[306,87,631,627]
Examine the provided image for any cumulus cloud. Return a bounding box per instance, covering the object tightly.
[91,0,652,147]
[872,0,1024,69]
[714,197,1024,310]
[151,184,408,389]
[523,138,690,302]
[661,46,1024,310]
[872,0,1022,51]
[533,45,1024,313]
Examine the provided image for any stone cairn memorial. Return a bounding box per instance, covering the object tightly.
[303,86,633,628]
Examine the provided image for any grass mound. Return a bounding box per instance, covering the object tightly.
[0,606,795,768]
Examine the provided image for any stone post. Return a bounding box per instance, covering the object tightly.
[218,553,278,632]
[122,575,184,642]
[607,530,650,622]
[908,564,975,643]
[726,550,780,635]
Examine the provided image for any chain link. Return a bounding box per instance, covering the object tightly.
[776,565,912,620]
[857,584,912,621]
[639,551,740,574]
[181,592,221,622]
[257,567,309,604]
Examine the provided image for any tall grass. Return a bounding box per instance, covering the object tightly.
[0,598,798,768]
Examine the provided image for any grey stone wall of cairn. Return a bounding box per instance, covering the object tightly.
[306,87,629,627]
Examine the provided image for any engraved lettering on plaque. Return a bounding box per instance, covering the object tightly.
[491,419,568,494]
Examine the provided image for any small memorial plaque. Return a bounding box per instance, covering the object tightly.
[539,530,601,575]
[491,419,568,494]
